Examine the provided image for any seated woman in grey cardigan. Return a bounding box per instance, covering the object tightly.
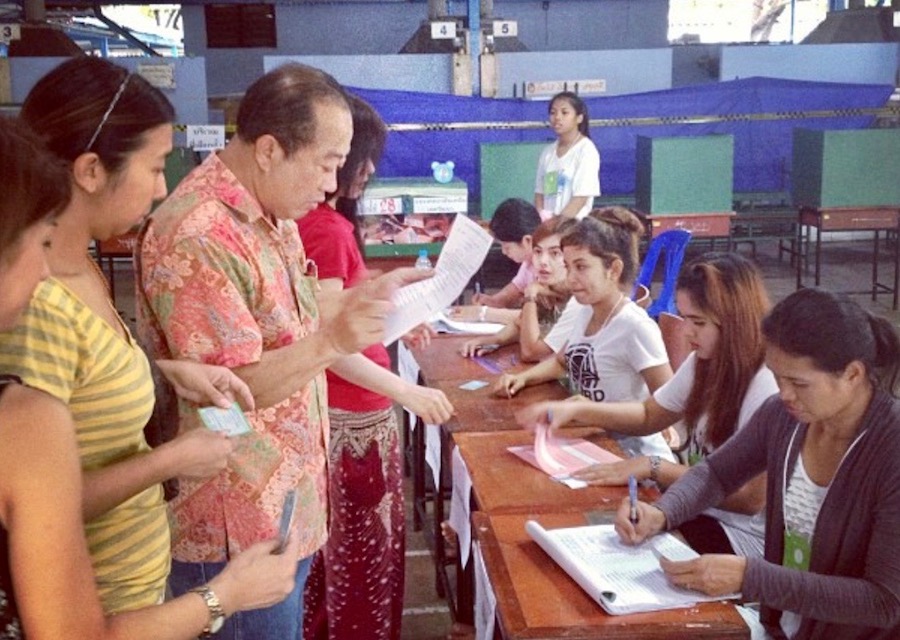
[616,287,900,640]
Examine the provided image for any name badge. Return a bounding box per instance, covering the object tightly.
[543,171,559,195]
[783,529,811,571]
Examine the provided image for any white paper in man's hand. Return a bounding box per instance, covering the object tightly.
[383,215,492,345]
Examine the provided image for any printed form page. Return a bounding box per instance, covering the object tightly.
[383,215,493,345]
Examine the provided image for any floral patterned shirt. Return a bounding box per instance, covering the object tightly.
[137,153,329,562]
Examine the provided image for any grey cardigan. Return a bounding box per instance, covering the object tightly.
[656,391,900,640]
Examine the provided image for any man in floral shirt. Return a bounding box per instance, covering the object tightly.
[137,64,397,639]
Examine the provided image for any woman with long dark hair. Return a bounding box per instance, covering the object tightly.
[518,252,777,557]
[500,209,674,461]
[0,112,297,639]
[297,94,452,640]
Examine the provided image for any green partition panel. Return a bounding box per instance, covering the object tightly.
[364,242,444,259]
[480,141,545,220]
[792,128,900,208]
[635,135,734,215]
[165,148,201,192]
[151,148,200,214]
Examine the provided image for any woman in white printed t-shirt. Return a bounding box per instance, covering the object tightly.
[534,91,601,220]
[518,252,777,559]
[495,208,674,462]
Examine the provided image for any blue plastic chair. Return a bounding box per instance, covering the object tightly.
[635,229,692,319]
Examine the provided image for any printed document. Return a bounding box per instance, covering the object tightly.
[526,520,740,615]
[383,215,493,345]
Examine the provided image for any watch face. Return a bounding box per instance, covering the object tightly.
[210,615,225,633]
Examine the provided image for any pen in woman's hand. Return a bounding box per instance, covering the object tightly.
[476,343,500,356]
[628,475,638,525]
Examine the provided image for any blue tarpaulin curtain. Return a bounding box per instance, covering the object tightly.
[349,77,893,213]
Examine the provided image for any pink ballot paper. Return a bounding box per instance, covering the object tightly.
[508,423,622,489]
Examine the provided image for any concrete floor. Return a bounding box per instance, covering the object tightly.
[104,233,899,640]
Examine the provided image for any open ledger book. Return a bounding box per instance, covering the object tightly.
[526,520,740,615]
[431,312,505,335]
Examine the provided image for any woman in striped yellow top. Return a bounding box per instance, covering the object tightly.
[0,115,302,638]
[0,57,282,620]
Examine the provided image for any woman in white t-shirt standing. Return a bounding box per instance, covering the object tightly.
[534,92,601,220]
[517,252,777,558]
[495,209,674,461]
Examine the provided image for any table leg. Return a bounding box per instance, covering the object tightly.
[433,429,448,599]
[873,231,880,302]
[814,225,822,287]
[401,409,412,478]
[454,490,476,626]
[455,548,475,625]
[893,229,899,310]
[412,415,425,532]
[795,216,803,290]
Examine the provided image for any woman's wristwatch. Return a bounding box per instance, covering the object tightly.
[191,584,226,637]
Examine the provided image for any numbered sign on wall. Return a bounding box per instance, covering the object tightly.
[492,20,518,38]
[0,24,21,44]
[430,21,456,40]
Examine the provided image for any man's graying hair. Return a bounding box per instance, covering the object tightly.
[236,63,349,156]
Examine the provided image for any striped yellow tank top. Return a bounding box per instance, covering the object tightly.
[0,278,168,614]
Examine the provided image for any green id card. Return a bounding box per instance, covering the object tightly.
[783,529,811,571]
[543,171,559,195]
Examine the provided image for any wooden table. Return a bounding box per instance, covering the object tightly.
[416,334,527,385]
[413,378,572,606]
[647,212,735,241]
[94,230,139,305]
[795,205,900,310]
[407,337,540,603]
[451,429,655,628]
[474,511,749,639]
[408,336,527,530]
[432,377,571,433]
[454,429,654,514]
[409,336,575,618]
[409,338,533,531]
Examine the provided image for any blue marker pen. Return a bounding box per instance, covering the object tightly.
[628,475,638,525]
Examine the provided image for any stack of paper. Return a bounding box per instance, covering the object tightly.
[508,432,621,489]
[432,312,505,335]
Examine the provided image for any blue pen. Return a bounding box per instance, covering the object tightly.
[628,475,638,525]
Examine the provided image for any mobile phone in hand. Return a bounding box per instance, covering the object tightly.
[275,489,298,554]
